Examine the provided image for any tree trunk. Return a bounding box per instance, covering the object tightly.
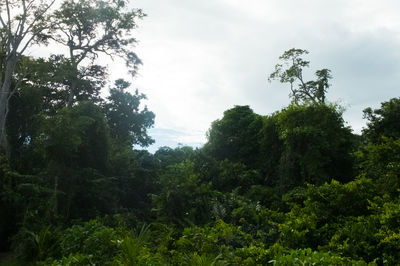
[67,47,77,107]
[67,78,77,107]
[0,56,18,153]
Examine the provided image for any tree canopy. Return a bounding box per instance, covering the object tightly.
[362,97,400,142]
[204,105,263,168]
[0,0,145,153]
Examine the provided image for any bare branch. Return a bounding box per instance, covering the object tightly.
[26,0,35,10]
[21,0,56,39]
[15,0,28,45]
[5,0,12,35]
[0,14,7,28]
[18,34,35,55]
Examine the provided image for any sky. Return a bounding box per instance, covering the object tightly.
[25,0,399,152]
[123,0,400,152]
[27,0,400,152]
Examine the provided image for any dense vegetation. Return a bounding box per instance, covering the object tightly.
[1,1,400,265]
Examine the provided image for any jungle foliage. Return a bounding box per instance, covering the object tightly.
[1,1,400,265]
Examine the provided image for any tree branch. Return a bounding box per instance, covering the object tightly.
[0,14,7,29]
[18,34,35,55]
[15,0,27,45]
[21,0,56,39]
[5,0,12,35]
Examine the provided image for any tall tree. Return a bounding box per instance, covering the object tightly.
[274,103,355,192]
[52,0,145,106]
[0,0,55,152]
[269,48,332,104]
[5,55,107,171]
[103,79,155,148]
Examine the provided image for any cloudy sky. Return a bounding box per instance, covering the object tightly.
[123,0,400,152]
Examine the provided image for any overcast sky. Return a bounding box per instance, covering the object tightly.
[122,0,400,152]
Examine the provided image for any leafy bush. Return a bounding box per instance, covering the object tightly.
[278,177,377,250]
[59,220,120,265]
[112,224,163,266]
[269,248,371,265]
[47,253,95,266]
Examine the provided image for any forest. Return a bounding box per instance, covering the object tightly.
[1,0,400,265]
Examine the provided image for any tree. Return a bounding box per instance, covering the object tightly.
[269,48,332,104]
[357,98,400,194]
[28,54,107,107]
[271,103,355,192]
[36,101,115,219]
[1,0,146,153]
[213,159,261,193]
[38,101,110,170]
[154,145,195,170]
[52,0,145,106]
[356,137,400,195]
[103,79,155,148]
[5,55,106,170]
[204,105,263,168]
[151,161,216,226]
[110,149,159,218]
[362,97,400,142]
[5,57,49,172]
[0,0,55,152]
[258,113,284,186]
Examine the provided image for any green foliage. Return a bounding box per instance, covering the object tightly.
[48,253,95,266]
[176,220,252,255]
[205,105,263,168]
[231,201,284,246]
[329,196,400,264]
[59,220,120,265]
[113,225,162,266]
[110,149,159,219]
[372,197,400,265]
[269,248,370,265]
[233,245,272,265]
[273,103,355,191]
[54,0,145,76]
[279,177,376,250]
[245,185,281,210]
[104,79,155,147]
[259,114,283,187]
[356,136,400,195]
[214,160,261,193]
[154,146,195,171]
[3,36,400,266]
[172,219,259,265]
[328,216,380,262]
[37,101,110,169]
[304,177,376,220]
[1,167,56,254]
[12,225,61,262]
[0,156,21,250]
[363,97,400,142]
[151,160,216,226]
[180,253,226,266]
